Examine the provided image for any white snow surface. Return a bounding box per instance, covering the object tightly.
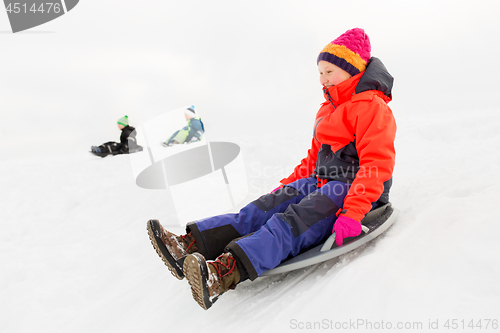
[2,1,500,332]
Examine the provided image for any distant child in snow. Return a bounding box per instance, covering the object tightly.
[147,28,396,309]
[91,115,143,157]
[161,106,205,147]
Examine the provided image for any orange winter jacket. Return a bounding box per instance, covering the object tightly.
[280,57,397,222]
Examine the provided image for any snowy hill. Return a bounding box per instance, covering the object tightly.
[2,107,500,332]
[2,1,500,332]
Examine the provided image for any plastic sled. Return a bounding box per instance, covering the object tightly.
[261,202,399,276]
[89,145,143,157]
[129,146,144,153]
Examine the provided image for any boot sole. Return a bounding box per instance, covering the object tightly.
[147,220,184,280]
[183,253,217,310]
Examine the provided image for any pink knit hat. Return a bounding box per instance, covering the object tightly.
[317,28,371,76]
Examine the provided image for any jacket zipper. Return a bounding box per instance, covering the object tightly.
[315,88,338,141]
[323,87,337,109]
[313,117,324,141]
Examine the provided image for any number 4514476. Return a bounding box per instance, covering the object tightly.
[6,3,62,14]
[444,319,498,330]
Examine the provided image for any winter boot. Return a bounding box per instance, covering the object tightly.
[183,252,240,310]
[147,219,198,280]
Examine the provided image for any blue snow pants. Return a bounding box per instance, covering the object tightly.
[186,177,350,280]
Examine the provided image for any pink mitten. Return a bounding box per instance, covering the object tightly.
[332,216,362,246]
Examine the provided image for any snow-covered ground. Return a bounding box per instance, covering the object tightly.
[1,1,500,332]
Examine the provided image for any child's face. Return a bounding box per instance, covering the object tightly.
[318,61,352,88]
[118,124,125,130]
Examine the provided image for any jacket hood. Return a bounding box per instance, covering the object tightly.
[355,57,393,98]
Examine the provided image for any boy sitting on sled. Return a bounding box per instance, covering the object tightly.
[161,106,205,147]
[91,115,142,157]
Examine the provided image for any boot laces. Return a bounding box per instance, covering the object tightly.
[181,232,196,254]
[208,254,236,278]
